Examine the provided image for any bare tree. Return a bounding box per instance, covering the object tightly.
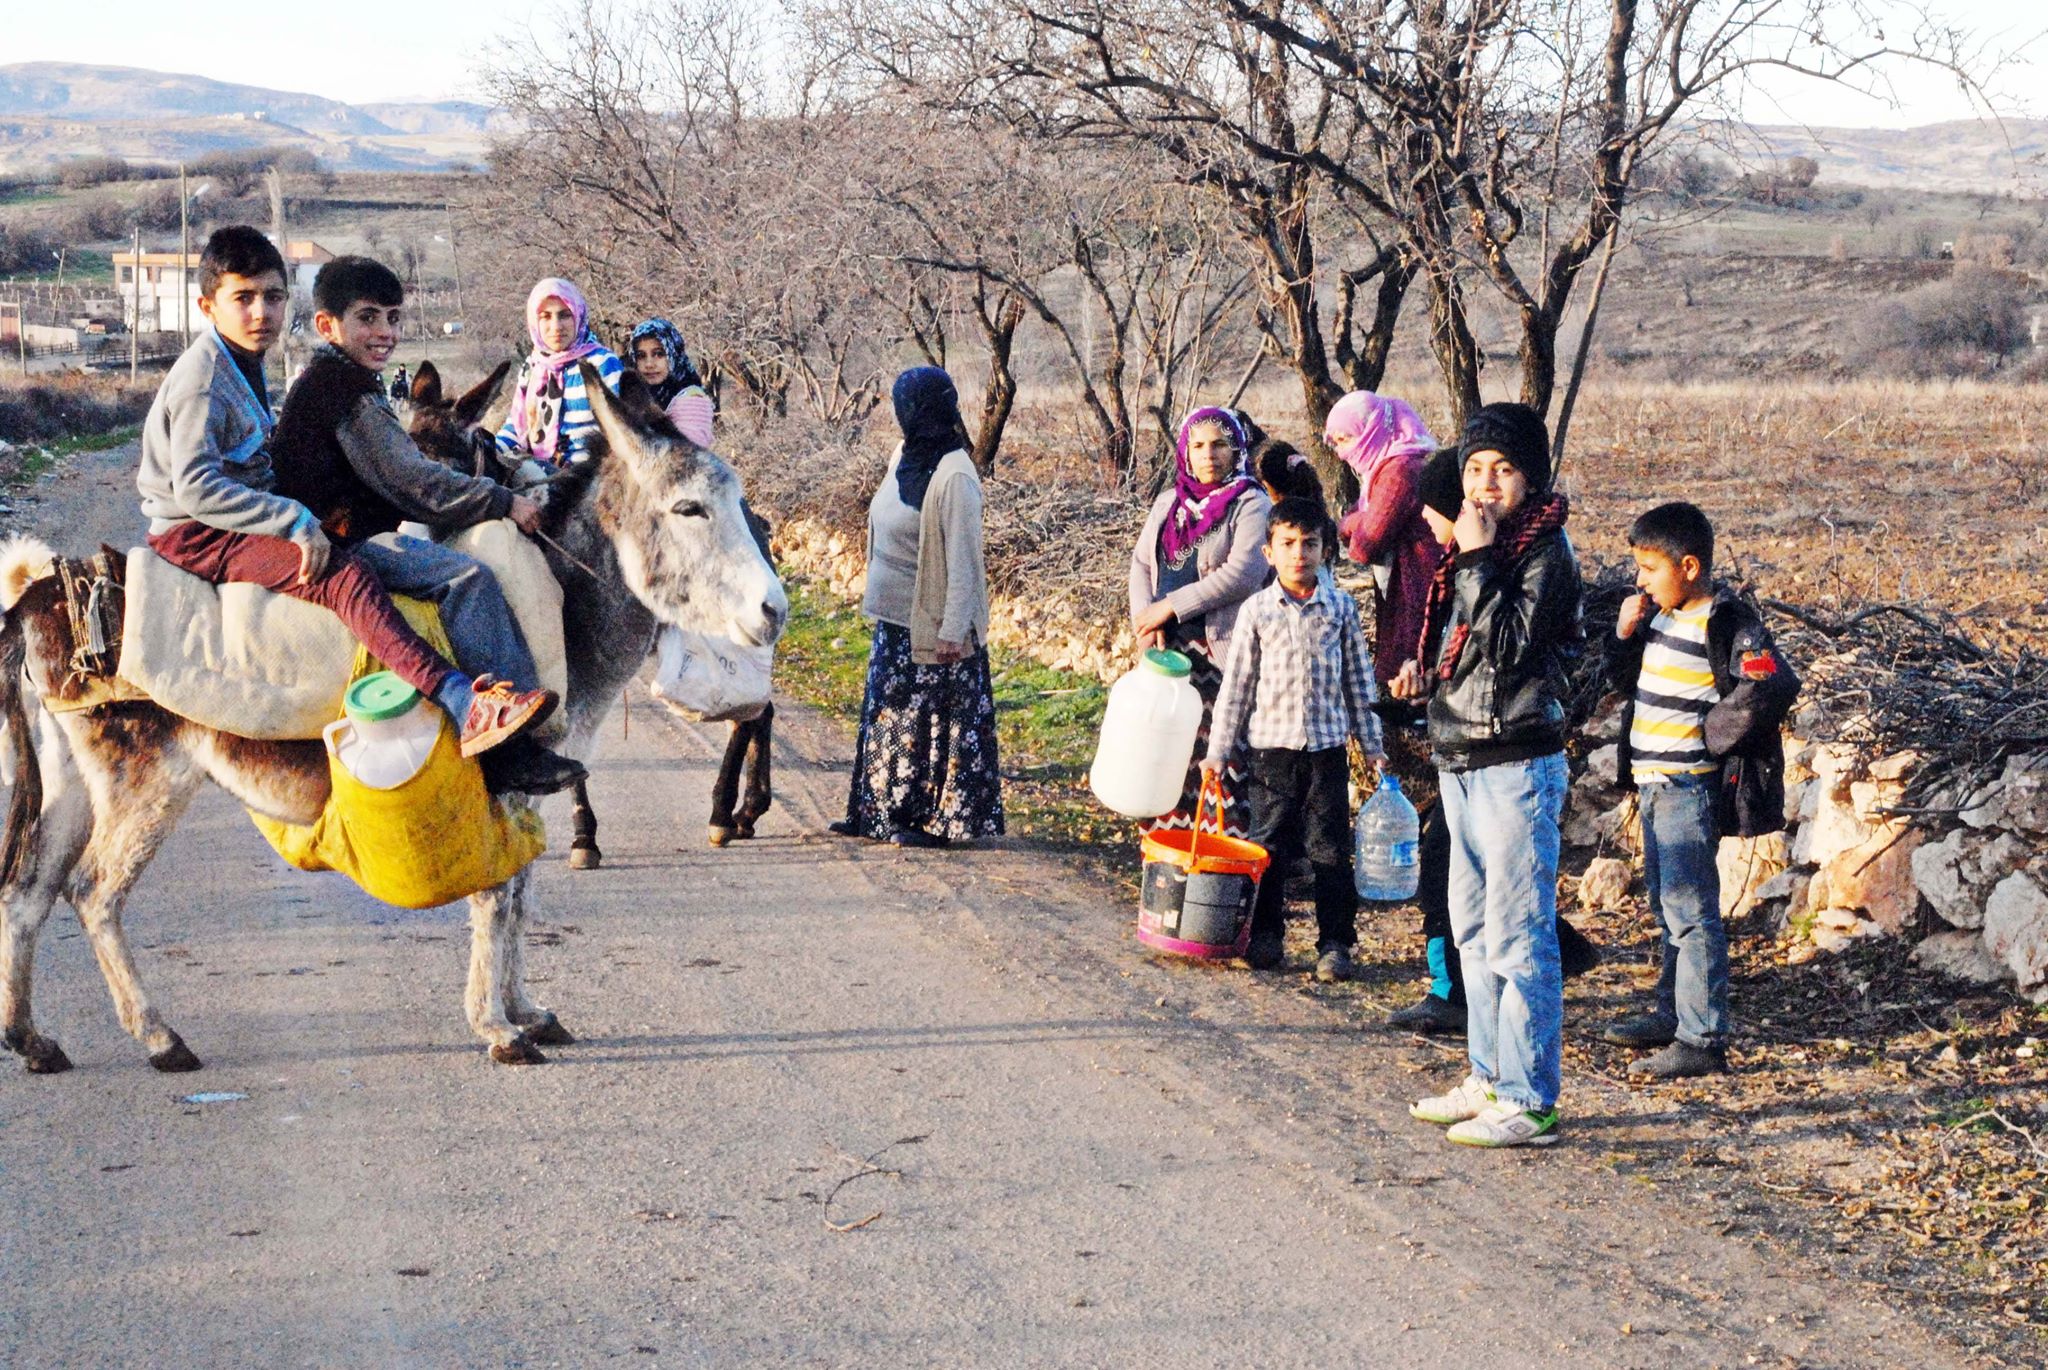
[475,0,895,430]
[823,0,1416,494]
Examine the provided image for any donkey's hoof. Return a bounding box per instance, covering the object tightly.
[22,1034,73,1075]
[524,1014,576,1047]
[707,825,735,848]
[568,844,602,870]
[734,821,758,841]
[149,1034,203,1073]
[490,1034,548,1065]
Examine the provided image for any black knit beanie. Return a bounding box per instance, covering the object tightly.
[1417,445,1463,522]
[1459,402,1551,490]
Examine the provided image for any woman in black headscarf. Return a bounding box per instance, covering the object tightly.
[830,367,1004,848]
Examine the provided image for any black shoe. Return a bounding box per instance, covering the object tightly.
[1386,993,1466,1035]
[1243,931,1284,970]
[1601,1014,1678,1049]
[479,739,588,796]
[827,819,863,838]
[1314,945,1357,983]
[1559,921,1602,979]
[888,827,950,849]
[1628,1040,1728,1079]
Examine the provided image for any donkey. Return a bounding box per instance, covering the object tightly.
[0,363,786,1073]
[444,370,775,866]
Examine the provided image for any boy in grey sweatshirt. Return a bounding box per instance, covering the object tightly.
[138,227,558,774]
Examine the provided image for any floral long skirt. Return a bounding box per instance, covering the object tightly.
[1141,638,1250,840]
[844,622,1006,842]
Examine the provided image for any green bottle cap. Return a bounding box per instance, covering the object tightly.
[1142,648,1192,679]
[344,671,422,724]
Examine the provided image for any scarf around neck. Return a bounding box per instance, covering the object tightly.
[629,316,703,410]
[511,277,604,465]
[1417,489,1570,681]
[892,366,967,510]
[1161,406,1255,565]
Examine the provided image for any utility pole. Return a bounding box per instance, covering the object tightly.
[266,164,290,391]
[443,206,465,326]
[412,244,429,341]
[179,162,191,345]
[129,227,141,380]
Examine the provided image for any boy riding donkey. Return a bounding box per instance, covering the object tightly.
[137,228,582,794]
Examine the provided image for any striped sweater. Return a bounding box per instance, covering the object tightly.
[495,347,627,465]
[1627,601,1721,782]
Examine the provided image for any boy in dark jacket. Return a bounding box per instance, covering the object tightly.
[271,254,584,795]
[1391,403,1581,1149]
[1600,501,1799,1079]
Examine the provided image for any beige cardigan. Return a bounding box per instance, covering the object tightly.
[862,449,990,664]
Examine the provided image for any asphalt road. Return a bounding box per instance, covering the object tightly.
[0,442,1979,1368]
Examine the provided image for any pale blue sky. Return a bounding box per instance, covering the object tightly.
[8,0,2045,126]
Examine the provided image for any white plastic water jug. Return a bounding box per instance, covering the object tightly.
[1089,649,1204,819]
[322,671,442,791]
[1354,773,1421,901]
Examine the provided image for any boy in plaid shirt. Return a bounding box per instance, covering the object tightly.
[1203,498,1385,980]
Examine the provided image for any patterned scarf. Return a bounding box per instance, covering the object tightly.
[1161,406,1255,566]
[509,278,604,465]
[628,316,703,410]
[1416,490,1571,680]
[892,366,968,510]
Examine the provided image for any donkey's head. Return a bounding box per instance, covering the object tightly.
[578,365,787,647]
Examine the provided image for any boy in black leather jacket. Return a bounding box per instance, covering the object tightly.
[1600,502,1799,1079]
[1390,402,1580,1149]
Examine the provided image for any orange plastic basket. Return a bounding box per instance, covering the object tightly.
[1137,773,1271,958]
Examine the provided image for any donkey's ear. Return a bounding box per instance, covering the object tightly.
[614,368,667,421]
[410,360,443,407]
[581,362,661,478]
[454,359,513,425]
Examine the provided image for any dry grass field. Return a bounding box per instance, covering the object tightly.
[1560,381,2048,648]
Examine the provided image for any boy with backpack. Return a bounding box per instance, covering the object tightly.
[1600,501,1800,1079]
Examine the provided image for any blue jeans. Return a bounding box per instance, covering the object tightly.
[1440,753,1568,1112]
[1639,775,1728,1048]
[350,533,541,699]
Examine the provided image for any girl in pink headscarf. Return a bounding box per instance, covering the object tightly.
[495,277,627,467]
[1327,391,1446,685]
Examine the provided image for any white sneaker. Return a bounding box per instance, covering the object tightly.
[1409,1074,1495,1125]
[1445,1100,1561,1148]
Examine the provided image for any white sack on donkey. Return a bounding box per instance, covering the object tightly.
[651,624,772,723]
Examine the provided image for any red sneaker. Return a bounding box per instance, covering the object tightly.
[457,677,559,757]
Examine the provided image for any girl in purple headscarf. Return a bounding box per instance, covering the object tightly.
[494,277,627,467]
[1327,390,1445,686]
[1127,407,1274,839]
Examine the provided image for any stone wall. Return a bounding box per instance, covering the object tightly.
[1564,695,2047,1000]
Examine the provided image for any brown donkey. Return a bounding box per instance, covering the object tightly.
[0,363,786,1073]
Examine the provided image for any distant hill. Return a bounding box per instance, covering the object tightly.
[1683,118,2048,194]
[5,61,2044,193]
[0,62,505,173]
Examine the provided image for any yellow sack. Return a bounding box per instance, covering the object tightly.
[248,597,547,908]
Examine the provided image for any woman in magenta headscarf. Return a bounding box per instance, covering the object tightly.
[1327,391,1445,685]
[1128,407,1274,839]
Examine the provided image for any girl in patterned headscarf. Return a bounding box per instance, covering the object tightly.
[628,317,717,448]
[495,277,625,466]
